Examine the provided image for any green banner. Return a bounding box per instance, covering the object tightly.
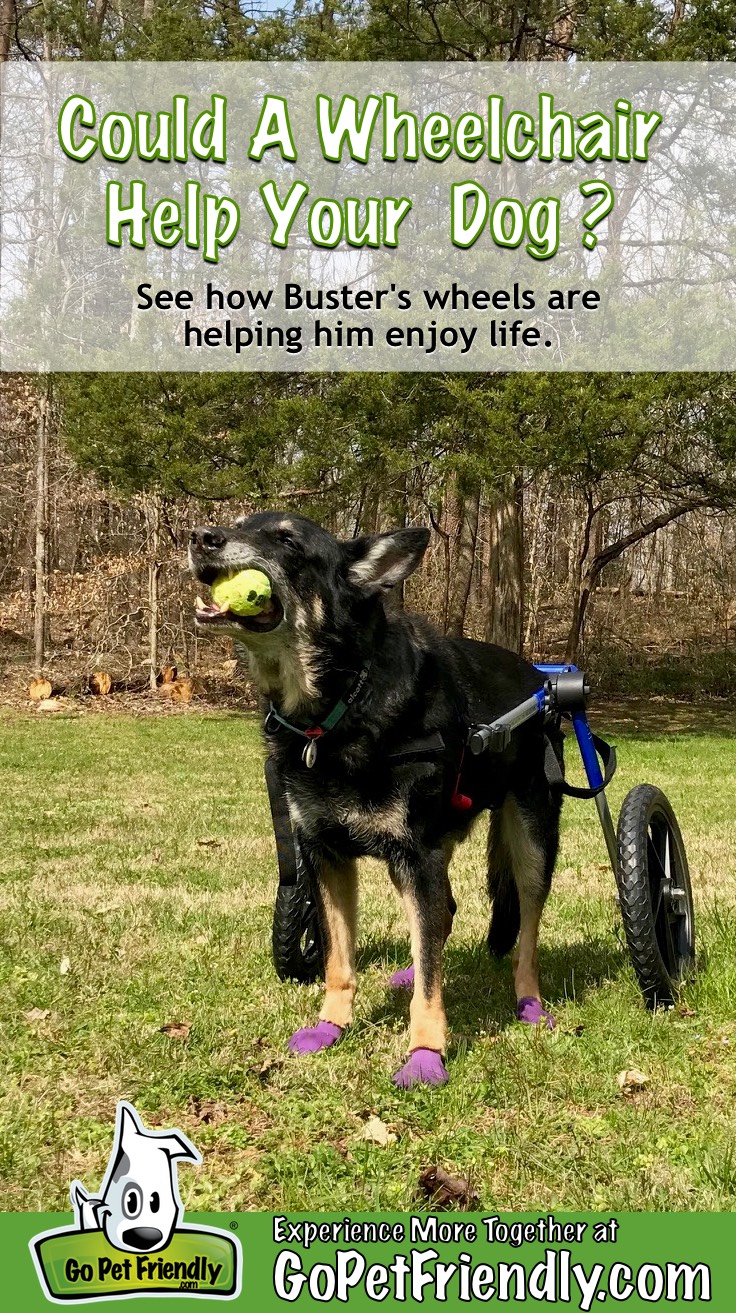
[2,1211,735,1310]
[31,1224,239,1301]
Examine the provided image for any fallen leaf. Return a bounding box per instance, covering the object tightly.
[253,1056,284,1082]
[418,1165,478,1210]
[152,847,162,864]
[617,1068,648,1094]
[59,956,71,975]
[677,1005,697,1018]
[188,1098,228,1126]
[222,659,238,674]
[160,1021,191,1041]
[24,1007,50,1023]
[197,837,222,848]
[361,1116,396,1147]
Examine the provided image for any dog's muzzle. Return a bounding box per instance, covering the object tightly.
[188,528,285,635]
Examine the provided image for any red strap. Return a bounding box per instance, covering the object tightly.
[451,746,473,811]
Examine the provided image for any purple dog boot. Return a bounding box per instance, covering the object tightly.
[288,1020,343,1055]
[392,1048,449,1089]
[389,964,415,990]
[516,996,556,1030]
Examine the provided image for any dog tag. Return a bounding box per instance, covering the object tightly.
[303,739,318,768]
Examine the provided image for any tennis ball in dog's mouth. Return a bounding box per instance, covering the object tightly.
[211,569,272,615]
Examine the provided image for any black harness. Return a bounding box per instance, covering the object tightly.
[263,672,617,891]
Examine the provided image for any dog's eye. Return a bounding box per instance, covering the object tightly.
[122,1185,142,1219]
[275,530,302,554]
[149,1191,160,1213]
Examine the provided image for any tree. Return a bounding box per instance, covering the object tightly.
[446,475,481,638]
[33,380,51,674]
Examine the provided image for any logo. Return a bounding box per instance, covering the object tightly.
[30,1101,242,1303]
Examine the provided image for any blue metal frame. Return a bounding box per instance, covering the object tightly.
[468,662,618,871]
[533,663,605,794]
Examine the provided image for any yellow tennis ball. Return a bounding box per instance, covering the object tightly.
[211,569,272,616]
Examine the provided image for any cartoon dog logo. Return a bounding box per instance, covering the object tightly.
[70,1101,201,1254]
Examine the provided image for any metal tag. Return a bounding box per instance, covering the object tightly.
[303,739,318,768]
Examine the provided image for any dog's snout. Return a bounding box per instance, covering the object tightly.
[122,1226,164,1251]
[190,527,227,552]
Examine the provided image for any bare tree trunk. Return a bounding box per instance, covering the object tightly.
[566,494,596,665]
[386,471,409,611]
[564,500,708,664]
[34,380,51,674]
[145,496,162,690]
[94,0,109,33]
[446,479,481,638]
[487,475,524,653]
[0,0,12,61]
[549,4,577,59]
[524,473,549,652]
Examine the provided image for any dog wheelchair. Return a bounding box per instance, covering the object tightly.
[266,664,695,1010]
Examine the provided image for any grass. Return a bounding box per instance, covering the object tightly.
[1,704,735,1214]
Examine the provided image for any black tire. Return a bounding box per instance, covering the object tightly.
[616,784,695,1009]
[272,851,324,984]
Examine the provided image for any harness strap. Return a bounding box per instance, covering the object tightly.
[264,757,300,888]
[544,732,617,799]
[387,732,446,762]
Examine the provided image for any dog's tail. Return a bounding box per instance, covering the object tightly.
[486,862,520,959]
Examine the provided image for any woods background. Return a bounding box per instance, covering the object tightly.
[2,370,736,704]
[2,0,736,704]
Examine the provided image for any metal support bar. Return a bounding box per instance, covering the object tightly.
[468,667,618,879]
[572,710,617,870]
[595,791,618,873]
[468,689,547,755]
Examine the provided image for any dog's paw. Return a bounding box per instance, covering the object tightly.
[287,1021,343,1055]
[388,964,415,990]
[516,996,556,1030]
[392,1048,449,1089]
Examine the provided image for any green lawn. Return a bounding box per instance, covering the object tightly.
[1,706,735,1213]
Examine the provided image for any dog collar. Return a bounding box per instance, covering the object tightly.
[265,663,372,767]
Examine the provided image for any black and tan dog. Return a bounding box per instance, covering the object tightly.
[189,512,562,1088]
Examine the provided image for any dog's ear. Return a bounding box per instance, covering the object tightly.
[344,527,430,593]
[118,1102,143,1151]
[154,1131,201,1165]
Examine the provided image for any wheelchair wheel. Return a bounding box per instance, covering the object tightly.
[616,784,695,1008]
[272,850,324,984]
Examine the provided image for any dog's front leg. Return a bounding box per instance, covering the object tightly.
[390,850,450,1088]
[288,856,357,1056]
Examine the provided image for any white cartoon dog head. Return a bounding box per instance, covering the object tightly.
[70,1101,201,1253]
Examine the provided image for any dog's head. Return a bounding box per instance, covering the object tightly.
[189,512,430,712]
[72,1101,200,1254]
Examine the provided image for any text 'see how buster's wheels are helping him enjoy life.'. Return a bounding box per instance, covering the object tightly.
[266,667,696,1007]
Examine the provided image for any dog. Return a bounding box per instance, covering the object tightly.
[189,512,563,1087]
[71,1101,200,1252]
